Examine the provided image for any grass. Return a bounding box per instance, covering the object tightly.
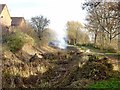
[77,43,117,53]
[105,53,120,58]
[78,44,101,52]
[87,78,120,88]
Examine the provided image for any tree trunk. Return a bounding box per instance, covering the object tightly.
[109,34,112,44]
[109,38,112,44]
[94,33,97,45]
[74,39,77,45]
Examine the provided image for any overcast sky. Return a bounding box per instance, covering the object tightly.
[0,0,87,32]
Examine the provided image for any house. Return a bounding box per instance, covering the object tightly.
[0,4,12,27]
[11,17,26,28]
[0,4,26,31]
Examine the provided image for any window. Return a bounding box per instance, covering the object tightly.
[1,16,3,18]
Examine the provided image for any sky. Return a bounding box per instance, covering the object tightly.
[0,0,87,32]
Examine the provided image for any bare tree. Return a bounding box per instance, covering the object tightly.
[83,2,120,45]
[31,15,50,39]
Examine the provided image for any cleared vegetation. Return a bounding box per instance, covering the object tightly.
[2,1,120,89]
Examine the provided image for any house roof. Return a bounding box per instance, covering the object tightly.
[11,17,25,26]
[0,4,11,21]
[0,4,6,14]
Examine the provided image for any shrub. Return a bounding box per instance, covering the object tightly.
[6,32,25,53]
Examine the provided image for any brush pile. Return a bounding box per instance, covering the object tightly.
[2,46,115,88]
